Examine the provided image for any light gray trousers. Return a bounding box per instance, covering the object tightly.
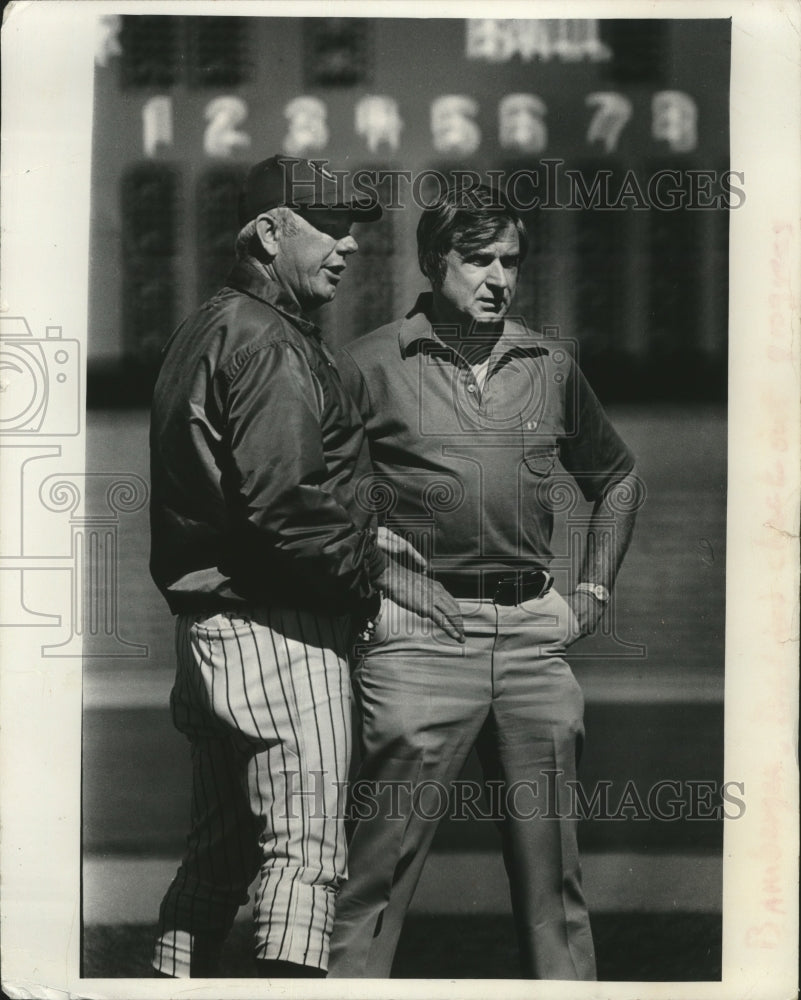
[329,588,596,980]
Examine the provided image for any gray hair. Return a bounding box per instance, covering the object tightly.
[234,207,300,260]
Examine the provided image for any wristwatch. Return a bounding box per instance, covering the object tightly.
[575,582,610,604]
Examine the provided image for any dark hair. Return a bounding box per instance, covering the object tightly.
[416,184,529,287]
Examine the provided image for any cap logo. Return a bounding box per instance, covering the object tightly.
[238,154,382,224]
[308,160,337,182]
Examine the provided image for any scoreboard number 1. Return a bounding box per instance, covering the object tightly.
[142,96,173,158]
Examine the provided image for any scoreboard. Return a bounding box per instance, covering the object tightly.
[88,16,731,400]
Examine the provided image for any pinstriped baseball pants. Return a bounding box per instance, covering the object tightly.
[152,606,352,976]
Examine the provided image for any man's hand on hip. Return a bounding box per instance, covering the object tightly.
[376,526,428,571]
[377,563,465,642]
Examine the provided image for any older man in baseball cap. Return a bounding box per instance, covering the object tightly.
[148,154,460,979]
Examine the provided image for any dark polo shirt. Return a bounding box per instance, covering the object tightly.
[336,294,635,582]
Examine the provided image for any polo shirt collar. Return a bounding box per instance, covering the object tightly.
[226,259,320,337]
[398,292,546,361]
[398,294,439,356]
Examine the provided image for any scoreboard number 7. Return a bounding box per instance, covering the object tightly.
[585,92,633,154]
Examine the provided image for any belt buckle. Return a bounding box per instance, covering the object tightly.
[522,569,543,600]
[526,569,553,602]
[515,569,552,604]
[492,573,519,606]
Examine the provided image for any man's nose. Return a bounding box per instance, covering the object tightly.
[337,234,359,255]
[485,259,507,288]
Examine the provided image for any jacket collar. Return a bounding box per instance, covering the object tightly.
[225,259,320,337]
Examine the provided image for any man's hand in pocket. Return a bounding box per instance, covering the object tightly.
[563,591,605,641]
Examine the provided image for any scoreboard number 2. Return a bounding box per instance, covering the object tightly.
[204,96,252,158]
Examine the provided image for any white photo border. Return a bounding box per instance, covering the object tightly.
[0,1,798,998]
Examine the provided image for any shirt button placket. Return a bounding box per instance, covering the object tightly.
[465,375,480,409]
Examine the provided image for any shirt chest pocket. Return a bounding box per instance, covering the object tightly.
[521,435,559,476]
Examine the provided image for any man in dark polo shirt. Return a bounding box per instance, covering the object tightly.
[328,184,640,980]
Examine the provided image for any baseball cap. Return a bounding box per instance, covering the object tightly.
[238,155,382,226]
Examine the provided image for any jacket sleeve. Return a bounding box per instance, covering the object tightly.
[219,340,384,612]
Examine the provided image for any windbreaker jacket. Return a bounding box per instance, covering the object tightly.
[149,259,385,616]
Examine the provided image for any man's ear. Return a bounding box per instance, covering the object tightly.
[255,213,280,257]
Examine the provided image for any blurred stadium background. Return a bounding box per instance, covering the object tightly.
[81,15,729,980]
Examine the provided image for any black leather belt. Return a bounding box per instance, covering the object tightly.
[439,569,553,605]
